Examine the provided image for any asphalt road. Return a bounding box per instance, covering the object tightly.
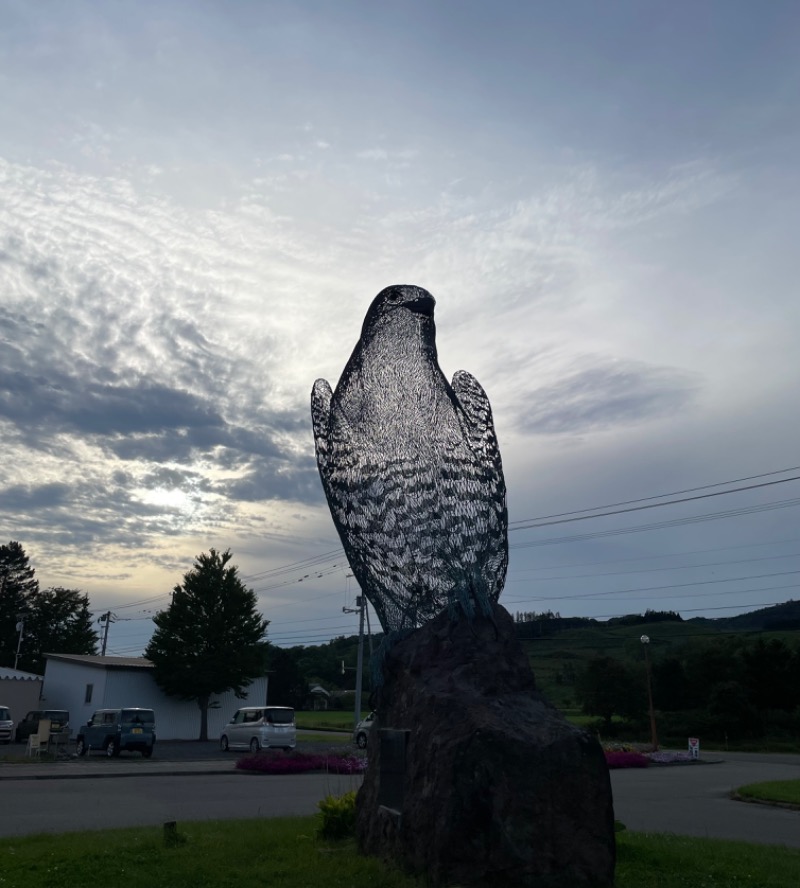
[1,750,798,846]
[610,753,800,847]
[0,771,365,838]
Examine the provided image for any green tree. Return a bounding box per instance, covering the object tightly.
[708,680,761,738]
[680,636,747,709]
[652,656,690,712]
[145,548,270,741]
[266,646,310,709]
[575,656,645,729]
[20,587,98,674]
[741,638,797,712]
[0,541,39,668]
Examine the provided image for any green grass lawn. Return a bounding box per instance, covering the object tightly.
[296,711,358,731]
[295,731,353,746]
[1,817,799,888]
[615,831,800,887]
[735,779,800,807]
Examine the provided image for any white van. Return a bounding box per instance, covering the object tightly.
[219,706,296,753]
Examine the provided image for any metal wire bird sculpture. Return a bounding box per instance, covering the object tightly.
[311,285,508,636]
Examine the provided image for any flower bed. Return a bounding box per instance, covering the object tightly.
[646,750,694,765]
[235,750,367,775]
[603,746,698,769]
[604,750,650,769]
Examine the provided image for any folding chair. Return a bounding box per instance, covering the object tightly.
[26,718,52,758]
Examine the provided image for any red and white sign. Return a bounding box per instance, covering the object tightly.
[688,737,700,759]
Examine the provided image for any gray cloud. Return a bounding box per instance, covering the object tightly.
[222,454,324,506]
[517,358,701,435]
[0,482,72,511]
[0,368,223,436]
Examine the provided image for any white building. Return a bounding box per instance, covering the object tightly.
[0,667,43,725]
[41,654,269,741]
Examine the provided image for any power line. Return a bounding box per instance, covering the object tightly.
[240,549,342,582]
[506,550,800,583]
[508,465,800,530]
[85,467,800,617]
[507,537,800,575]
[511,497,800,550]
[504,569,800,604]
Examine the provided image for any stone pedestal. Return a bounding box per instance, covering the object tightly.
[355,603,615,887]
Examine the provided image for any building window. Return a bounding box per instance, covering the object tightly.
[85,683,93,703]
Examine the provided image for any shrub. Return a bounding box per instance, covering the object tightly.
[317,790,357,840]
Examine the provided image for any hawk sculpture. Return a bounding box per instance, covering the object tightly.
[311,285,508,635]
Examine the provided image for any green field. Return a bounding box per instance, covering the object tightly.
[296,710,359,731]
[735,779,800,807]
[1,817,798,888]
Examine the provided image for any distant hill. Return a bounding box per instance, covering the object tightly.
[687,599,800,632]
[514,600,800,639]
[513,599,800,709]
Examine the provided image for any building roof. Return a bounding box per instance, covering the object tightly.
[0,667,42,680]
[44,654,154,671]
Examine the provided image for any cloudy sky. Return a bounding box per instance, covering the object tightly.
[2,1,799,657]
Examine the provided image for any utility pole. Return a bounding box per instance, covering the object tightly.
[98,611,116,656]
[640,634,659,751]
[13,615,25,670]
[343,593,367,731]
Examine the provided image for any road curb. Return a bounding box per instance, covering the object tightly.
[0,766,237,781]
[730,791,800,811]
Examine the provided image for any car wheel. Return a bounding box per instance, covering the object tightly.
[76,738,87,757]
[356,732,368,749]
[142,748,153,758]
[106,739,119,758]
[220,734,229,752]
[249,737,260,753]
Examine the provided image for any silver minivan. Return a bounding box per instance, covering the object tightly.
[219,706,296,753]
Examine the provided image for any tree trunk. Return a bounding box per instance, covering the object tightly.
[197,693,210,741]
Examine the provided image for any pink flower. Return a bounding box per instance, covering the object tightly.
[604,750,649,769]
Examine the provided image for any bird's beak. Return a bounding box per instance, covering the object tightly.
[406,294,435,317]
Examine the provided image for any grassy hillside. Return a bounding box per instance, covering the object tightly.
[518,603,800,709]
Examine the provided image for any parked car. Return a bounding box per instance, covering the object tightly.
[353,711,375,749]
[220,706,296,753]
[14,709,70,744]
[76,708,156,758]
[0,706,13,744]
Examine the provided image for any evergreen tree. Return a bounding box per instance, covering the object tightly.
[0,541,39,668]
[21,587,99,674]
[145,548,269,740]
[266,646,310,709]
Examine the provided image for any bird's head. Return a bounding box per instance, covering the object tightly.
[361,285,436,337]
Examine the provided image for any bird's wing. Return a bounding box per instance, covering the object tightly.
[311,378,334,484]
[450,370,502,468]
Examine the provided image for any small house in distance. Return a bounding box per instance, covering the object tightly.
[0,667,43,726]
[41,654,269,740]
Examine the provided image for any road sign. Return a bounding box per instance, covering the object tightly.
[688,737,700,759]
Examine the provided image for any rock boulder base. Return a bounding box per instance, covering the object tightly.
[355,603,615,887]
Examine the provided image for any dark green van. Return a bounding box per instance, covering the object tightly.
[76,708,156,758]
